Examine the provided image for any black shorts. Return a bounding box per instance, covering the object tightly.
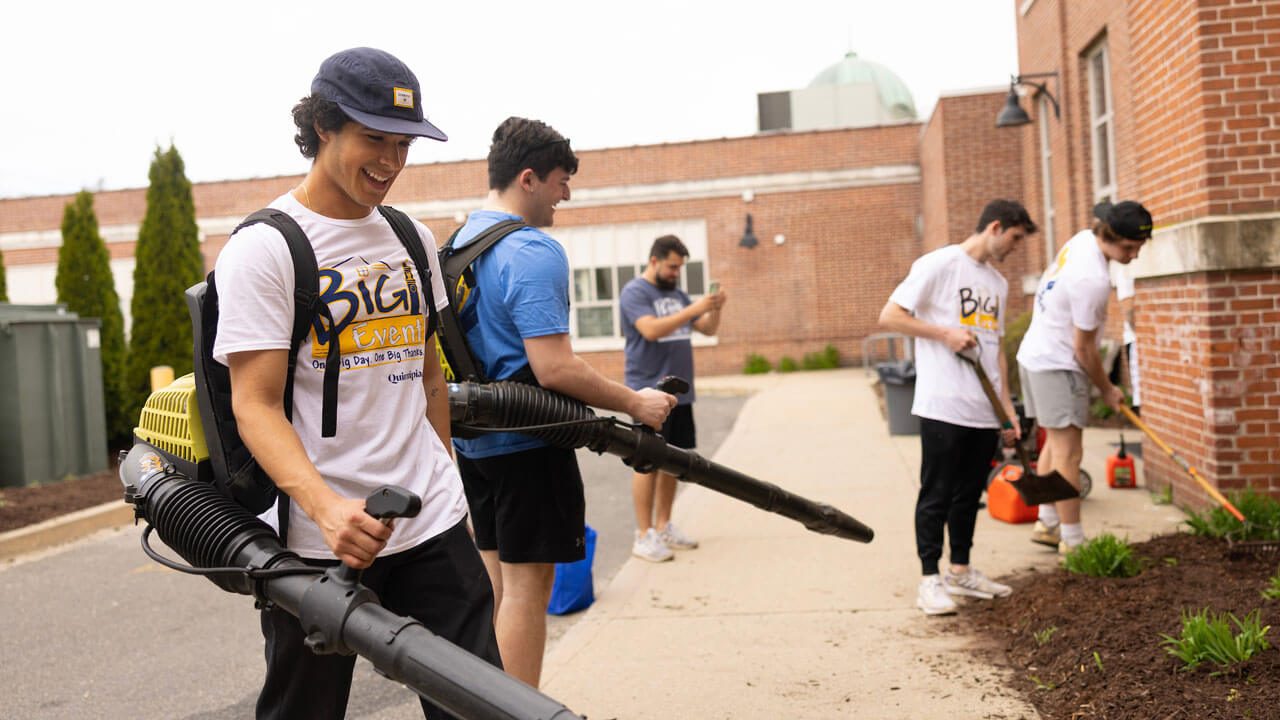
[659,403,697,449]
[457,445,586,564]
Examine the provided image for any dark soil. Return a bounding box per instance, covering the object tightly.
[949,533,1280,719]
[0,467,124,533]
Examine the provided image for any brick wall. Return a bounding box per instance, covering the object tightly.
[1194,0,1280,215]
[1017,0,1280,509]
[1139,270,1280,504]
[920,91,1036,318]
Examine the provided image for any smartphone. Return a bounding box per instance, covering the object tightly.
[709,281,720,294]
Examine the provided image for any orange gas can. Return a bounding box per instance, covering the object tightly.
[1107,434,1137,488]
[987,463,1039,523]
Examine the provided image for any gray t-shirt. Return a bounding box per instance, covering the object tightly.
[619,277,697,404]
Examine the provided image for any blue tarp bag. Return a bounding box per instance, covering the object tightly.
[547,524,596,615]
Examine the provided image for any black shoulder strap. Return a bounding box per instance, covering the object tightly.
[376,206,439,341]
[442,219,527,270]
[233,209,341,440]
[438,219,527,383]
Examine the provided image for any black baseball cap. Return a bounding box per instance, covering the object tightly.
[311,47,447,141]
[1093,200,1153,241]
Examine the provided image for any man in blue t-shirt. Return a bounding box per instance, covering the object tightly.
[448,117,676,688]
[619,235,725,562]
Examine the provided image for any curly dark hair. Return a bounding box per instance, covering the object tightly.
[291,95,351,159]
[487,117,579,191]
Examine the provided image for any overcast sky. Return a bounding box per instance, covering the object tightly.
[1,0,1019,199]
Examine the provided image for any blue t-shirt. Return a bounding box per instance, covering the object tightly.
[450,210,571,458]
[619,277,697,405]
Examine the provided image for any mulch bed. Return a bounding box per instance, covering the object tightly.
[948,532,1280,719]
[0,467,123,533]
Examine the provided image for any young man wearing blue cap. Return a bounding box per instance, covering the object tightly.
[212,47,500,719]
[1017,200,1152,554]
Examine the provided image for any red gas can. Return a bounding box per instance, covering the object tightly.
[1106,434,1137,489]
[988,463,1040,523]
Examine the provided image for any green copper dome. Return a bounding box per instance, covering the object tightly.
[808,52,918,120]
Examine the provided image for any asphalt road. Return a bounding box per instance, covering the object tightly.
[0,394,746,720]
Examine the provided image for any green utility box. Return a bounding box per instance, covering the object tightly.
[0,303,109,488]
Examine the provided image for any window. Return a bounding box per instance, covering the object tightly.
[1087,40,1117,203]
[1038,94,1057,267]
[555,219,713,351]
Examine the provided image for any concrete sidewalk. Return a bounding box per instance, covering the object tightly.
[540,368,1185,719]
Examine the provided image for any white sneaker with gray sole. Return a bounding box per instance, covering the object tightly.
[659,522,698,550]
[917,575,958,615]
[632,528,674,562]
[943,568,1012,599]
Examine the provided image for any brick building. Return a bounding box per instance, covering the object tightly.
[1009,0,1280,507]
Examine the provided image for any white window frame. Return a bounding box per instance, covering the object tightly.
[1087,40,1117,204]
[554,218,717,352]
[1038,94,1057,267]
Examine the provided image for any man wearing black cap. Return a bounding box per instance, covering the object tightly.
[212,47,500,719]
[1017,200,1152,554]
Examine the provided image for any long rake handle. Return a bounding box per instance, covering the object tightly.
[1118,405,1245,522]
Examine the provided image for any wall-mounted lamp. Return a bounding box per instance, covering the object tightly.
[739,213,759,249]
[996,72,1060,128]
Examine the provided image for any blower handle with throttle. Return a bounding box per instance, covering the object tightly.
[118,444,584,720]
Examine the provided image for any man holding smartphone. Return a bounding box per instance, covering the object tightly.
[619,234,726,561]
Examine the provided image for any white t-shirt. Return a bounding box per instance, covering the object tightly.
[1111,262,1136,345]
[1017,229,1111,373]
[888,244,1008,429]
[212,193,466,559]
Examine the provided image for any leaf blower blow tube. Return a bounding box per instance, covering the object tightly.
[118,444,584,720]
[447,381,874,544]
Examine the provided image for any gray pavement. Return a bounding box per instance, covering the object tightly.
[0,370,1186,719]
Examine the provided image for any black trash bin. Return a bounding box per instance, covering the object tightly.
[876,360,920,436]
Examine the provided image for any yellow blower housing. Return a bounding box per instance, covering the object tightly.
[133,373,211,481]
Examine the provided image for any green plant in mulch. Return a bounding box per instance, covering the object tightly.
[1160,608,1272,674]
[1061,532,1148,578]
[778,356,798,373]
[743,353,772,375]
[1262,570,1280,601]
[1184,490,1280,542]
[1033,625,1058,646]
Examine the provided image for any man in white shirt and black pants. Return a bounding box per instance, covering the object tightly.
[880,199,1034,615]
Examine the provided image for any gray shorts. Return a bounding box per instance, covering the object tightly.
[1019,366,1090,429]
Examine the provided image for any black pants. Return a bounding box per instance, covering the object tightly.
[256,518,501,720]
[915,417,999,576]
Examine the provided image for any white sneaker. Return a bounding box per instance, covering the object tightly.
[1030,520,1061,548]
[943,568,1012,599]
[916,575,958,615]
[632,528,674,562]
[659,522,698,550]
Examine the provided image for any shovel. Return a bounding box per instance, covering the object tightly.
[955,349,1080,506]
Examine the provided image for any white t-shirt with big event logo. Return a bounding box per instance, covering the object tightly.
[1017,229,1111,374]
[888,244,1008,429]
[212,193,465,559]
